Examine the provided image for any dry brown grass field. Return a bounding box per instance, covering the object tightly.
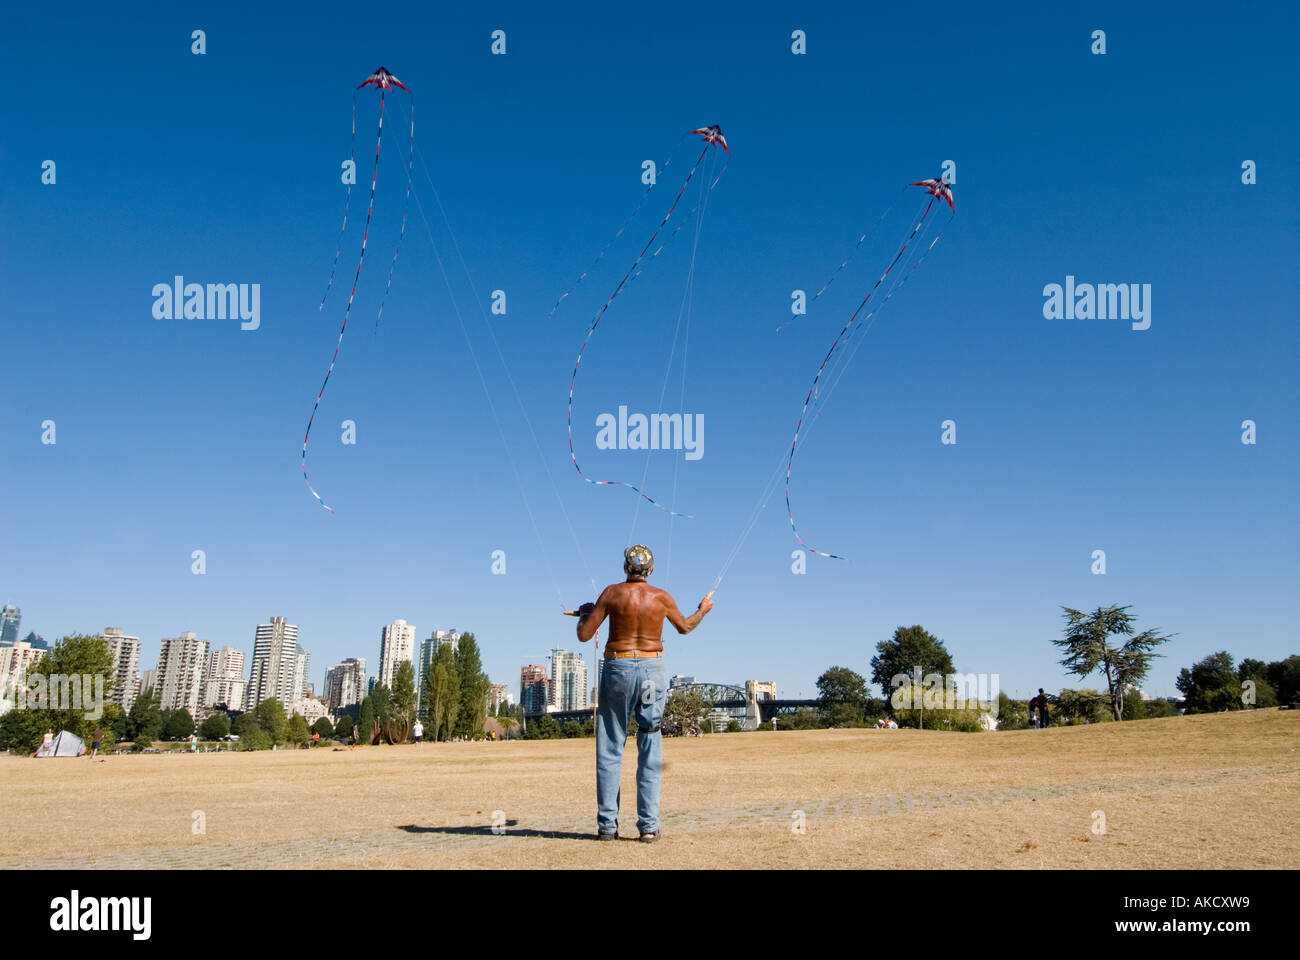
[2,709,1295,869]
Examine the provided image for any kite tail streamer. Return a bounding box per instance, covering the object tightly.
[775,184,908,333]
[709,204,950,590]
[320,91,358,311]
[784,195,939,559]
[375,93,414,331]
[546,133,688,322]
[302,88,387,514]
[566,142,716,520]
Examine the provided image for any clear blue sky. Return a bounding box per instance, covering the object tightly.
[2,1,1296,702]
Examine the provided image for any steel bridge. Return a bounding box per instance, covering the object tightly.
[524,683,819,731]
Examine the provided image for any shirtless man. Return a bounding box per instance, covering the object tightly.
[576,544,713,842]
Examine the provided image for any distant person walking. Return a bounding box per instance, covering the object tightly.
[576,545,714,843]
[412,720,423,744]
[1032,689,1050,728]
[90,727,104,758]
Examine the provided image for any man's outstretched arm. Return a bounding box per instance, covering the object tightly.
[576,589,610,643]
[665,591,714,635]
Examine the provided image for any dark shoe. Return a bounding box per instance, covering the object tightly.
[638,831,659,843]
[597,831,618,841]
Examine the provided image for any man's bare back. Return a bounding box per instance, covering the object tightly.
[576,581,712,653]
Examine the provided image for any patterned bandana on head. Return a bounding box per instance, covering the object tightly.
[624,545,655,580]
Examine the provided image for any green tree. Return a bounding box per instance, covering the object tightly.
[162,708,195,741]
[24,633,119,743]
[497,715,520,739]
[776,708,822,730]
[391,661,417,721]
[1236,659,1278,708]
[533,715,560,739]
[126,687,164,746]
[331,705,356,739]
[1265,656,1300,705]
[286,714,311,746]
[664,689,706,736]
[424,643,460,741]
[238,727,273,751]
[997,692,1029,730]
[199,712,231,740]
[1176,652,1242,713]
[1054,605,1173,721]
[453,633,490,739]
[1055,688,1111,725]
[1143,698,1178,719]
[311,717,334,739]
[0,706,49,754]
[370,684,393,724]
[817,666,869,726]
[253,698,288,743]
[357,696,376,743]
[871,626,957,707]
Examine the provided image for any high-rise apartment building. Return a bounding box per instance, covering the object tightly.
[520,664,549,714]
[327,658,367,711]
[549,649,589,711]
[203,646,246,710]
[245,617,300,710]
[156,631,209,716]
[294,651,311,700]
[0,605,21,646]
[487,682,509,714]
[100,627,142,711]
[379,619,416,689]
[417,630,460,709]
[0,640,43,691]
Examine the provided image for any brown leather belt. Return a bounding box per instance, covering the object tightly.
[604,649,663,660]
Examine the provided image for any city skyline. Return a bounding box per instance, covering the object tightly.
[4,591,1284,704]
[4,5,1296,702]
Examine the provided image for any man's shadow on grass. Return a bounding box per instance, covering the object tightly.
[400,822,597,841]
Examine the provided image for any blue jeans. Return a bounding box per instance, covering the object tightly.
[596,656,666,835]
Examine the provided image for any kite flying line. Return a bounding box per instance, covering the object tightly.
[783,176,954,560]
[391,124,599,613]
[302,67,413,514]
[546,132,690,323]
[708,186,953,592]
[565,125,730,520]
[319,92,357,310]
[627,152,715,589]
[774,185,910,333]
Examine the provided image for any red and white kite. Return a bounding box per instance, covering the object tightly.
[690,124,730,154]
[358,66,408,92]
[910,176,954,210]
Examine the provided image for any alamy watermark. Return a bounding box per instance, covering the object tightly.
[1,673,106,721]
[595,405,704,460]
[1042,276,1151,331]
[890,668,1000,716]
[152,276,260,330]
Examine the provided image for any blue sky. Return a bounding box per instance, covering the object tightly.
[2,1,1296,703]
